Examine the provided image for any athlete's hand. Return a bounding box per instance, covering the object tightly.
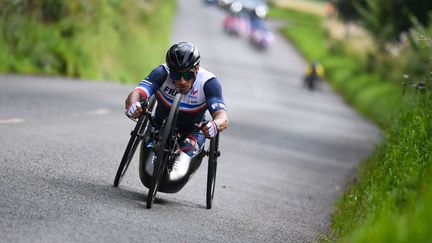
[125,101,143,119]
[198,121,218,138]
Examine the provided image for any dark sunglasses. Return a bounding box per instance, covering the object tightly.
[170,70,195,81]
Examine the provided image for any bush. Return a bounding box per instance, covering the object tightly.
[0,0,176,83]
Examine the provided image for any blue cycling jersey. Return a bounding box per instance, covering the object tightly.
[134,64,226,134]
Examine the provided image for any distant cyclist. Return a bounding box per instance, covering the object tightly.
[124,42,228,191]
[303,60,325,91]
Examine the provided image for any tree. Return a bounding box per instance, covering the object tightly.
[357,0,432,44]
[335,0,367,22]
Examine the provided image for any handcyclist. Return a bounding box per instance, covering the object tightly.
[124,42,228,192]
[303,60,325,90]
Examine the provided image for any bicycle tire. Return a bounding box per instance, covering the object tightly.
[114,96,156,187]
[146,93,182,209]
[206,134,219,209]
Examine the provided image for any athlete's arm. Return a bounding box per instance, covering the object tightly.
[211,109,228,132]
[125,65,167,118]
[201,77,229,137]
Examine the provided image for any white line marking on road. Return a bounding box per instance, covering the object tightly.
[0,118,25,124]
[86,109,110,116]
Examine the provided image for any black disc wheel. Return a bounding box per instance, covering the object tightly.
[146,93,182,209]
[206,134,219,209]
[114,96,156,187]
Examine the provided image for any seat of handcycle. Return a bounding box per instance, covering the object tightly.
[139,143,205,193]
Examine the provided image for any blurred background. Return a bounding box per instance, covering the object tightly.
[0,0,176,82]
[1,0,431,94]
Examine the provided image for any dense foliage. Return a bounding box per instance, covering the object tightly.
[334,0,366,22]
[336,0,432,43]
[0,0,175,83]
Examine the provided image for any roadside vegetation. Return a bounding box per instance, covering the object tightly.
[0,0,175,83]
[269,1,432,242]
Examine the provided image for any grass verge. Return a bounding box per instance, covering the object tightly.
[269,6,432,242]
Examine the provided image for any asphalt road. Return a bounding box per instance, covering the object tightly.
[0,1,381,242]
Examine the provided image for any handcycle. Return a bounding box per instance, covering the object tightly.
[303,74,321,91]
[113,93,220,209]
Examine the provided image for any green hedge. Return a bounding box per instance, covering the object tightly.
[269,6,432,242]
[0,0,176,83]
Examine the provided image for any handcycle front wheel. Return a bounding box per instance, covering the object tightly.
[114,96,155,187]
[146,93,182,209]
[206,134,219,209]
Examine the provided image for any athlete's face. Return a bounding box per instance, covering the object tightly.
[172,66,199,94]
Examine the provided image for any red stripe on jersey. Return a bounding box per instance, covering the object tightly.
[134,87,148,100]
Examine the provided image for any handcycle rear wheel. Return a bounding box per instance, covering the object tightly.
[113,96,155,187]
[206,134,219,209]
[146,93,182,209]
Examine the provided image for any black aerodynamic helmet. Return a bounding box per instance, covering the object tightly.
[166,42,200,71]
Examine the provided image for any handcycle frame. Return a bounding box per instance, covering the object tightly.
[113,93,220,209]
